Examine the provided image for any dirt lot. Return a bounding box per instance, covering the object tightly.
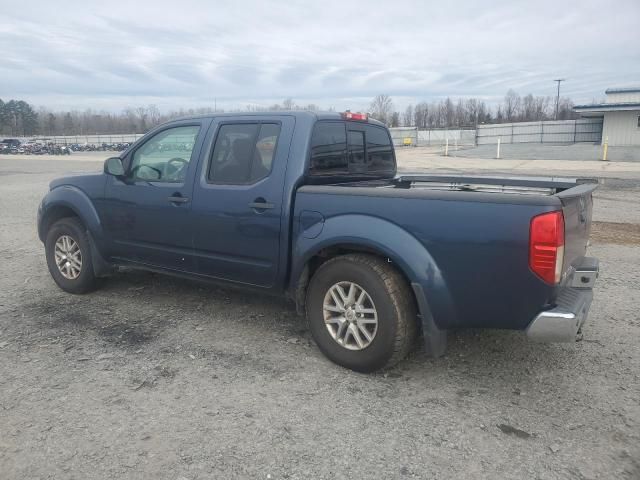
[1,153,639,479]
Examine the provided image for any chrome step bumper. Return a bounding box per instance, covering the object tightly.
[526,257,599,342]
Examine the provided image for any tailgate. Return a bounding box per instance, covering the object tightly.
[556,181,598,271]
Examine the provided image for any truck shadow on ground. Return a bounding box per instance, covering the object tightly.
[27,268,587,387]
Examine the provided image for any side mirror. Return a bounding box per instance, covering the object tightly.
[104,157,125,177]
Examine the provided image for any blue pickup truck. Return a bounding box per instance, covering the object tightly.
[37,111,599,372]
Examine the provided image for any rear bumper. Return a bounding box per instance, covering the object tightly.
[526,257,599,342]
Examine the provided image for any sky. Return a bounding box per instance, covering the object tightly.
[1,0,639,113]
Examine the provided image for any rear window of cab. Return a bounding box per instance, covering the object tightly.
[308,121,395,177]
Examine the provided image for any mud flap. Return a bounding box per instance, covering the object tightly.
[412,283,447,357]
[88,231,114,277]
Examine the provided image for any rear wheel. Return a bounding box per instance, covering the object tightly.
[45,217,99,294]
[306,254,417,372]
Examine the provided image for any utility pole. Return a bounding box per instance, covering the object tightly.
[554,79,565,120]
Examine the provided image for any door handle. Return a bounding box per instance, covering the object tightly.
[168,195,189,204]
[248,199,275,210]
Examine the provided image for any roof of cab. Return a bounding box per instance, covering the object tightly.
[170,110,387,127]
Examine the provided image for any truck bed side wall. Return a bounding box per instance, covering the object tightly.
[292,187,561,330]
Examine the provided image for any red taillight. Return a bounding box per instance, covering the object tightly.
[529,211,565,284]
[341,111,368,121]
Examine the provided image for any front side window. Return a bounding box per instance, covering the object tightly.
[130,125,200,183]
[309,122,348,176]
[208,123,281,184]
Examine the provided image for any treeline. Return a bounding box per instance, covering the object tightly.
[1,90,579,137]
[0,100,39,136]
[0,98,321,137]
[0,101,221,137]
[369,90,578,128]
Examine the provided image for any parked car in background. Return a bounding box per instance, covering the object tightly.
[1,138,21,148]
[1,138,22,154]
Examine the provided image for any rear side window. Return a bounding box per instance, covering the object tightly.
[308,121,395,177]
[365,125,394,172]
[309,122,348,176]
[208,123,281,184]
[348,130,366,173]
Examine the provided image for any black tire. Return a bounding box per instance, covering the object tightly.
[45,217,99,294]
[306,254,418,372]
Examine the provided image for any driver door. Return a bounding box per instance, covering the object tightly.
[101,119,210,272]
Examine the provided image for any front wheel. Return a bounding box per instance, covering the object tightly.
[45,217,99,294]
[306,254,417,372]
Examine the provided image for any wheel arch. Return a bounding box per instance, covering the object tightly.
[39,204,82,241]
[38,186,112,277]
[38,186,103,243]
[290,214,456,344]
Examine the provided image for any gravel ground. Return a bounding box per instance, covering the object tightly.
[0,154,638,479]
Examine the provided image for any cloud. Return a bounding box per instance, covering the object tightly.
[1,0,639,111]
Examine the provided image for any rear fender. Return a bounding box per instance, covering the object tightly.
[292,214,456,345]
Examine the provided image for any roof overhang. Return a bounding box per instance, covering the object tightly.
[605,87,640,95]
[574,102,640,117]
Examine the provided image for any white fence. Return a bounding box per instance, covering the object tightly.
[389,127,476,147]
[7,119,604,149]
[476,119,603,145]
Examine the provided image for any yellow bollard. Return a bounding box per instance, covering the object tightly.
[601,136,608,161]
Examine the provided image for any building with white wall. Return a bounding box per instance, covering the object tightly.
[574,87,640,146]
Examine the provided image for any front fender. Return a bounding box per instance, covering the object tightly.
[291,214,457,330]
[38,185,103,243]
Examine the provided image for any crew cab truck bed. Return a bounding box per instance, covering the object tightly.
[37,111,599,372]
[293,175,598,350]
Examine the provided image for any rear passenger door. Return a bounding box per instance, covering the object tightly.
[190,116,295,287]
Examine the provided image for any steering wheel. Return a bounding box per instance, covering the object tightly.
[166,157,189,180]
[130,164,162,180]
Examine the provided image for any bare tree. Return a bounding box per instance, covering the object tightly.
[390,111,400,127]
[63,113,74,134]
[504,89,521,122]
[477,101,491,124]
[403,105,414,127]
[147,104,161,127]
[282,98,295,110]
[557,97,578,120]
[414,102,429,129]
[465,98,479,126]
[443,98,455,127]
[369,94,394,125]
[134,106,148,132]
[521,94,535,121]
[533,96,551,121]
